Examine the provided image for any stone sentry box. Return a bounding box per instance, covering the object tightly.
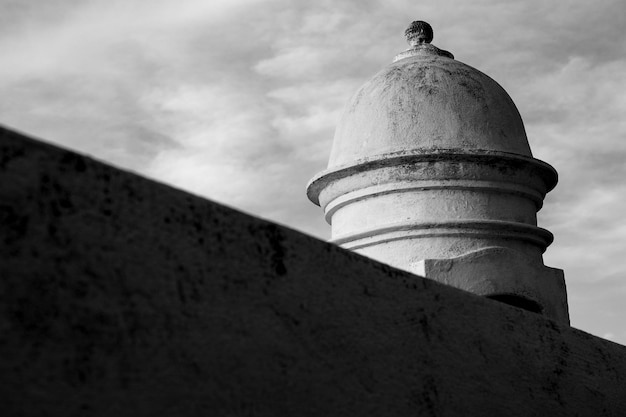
[307,21,569,323]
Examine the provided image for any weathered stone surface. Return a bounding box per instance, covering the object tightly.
[1,125,625,416]
[328,53,529,168]
[307,22,568,322]
[413,247,569,323]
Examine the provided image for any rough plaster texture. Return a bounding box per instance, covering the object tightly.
[307,32,568,322]
[413,247,569,323]
[328,53,531,168]
[1,125,626,416]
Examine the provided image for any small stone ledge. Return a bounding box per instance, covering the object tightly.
[1,125,625,416]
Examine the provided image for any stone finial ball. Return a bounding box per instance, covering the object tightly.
[405,20,433,45]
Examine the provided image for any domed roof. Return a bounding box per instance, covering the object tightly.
[328,22,532,168]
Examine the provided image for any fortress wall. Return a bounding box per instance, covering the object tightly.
[1,125,625,416]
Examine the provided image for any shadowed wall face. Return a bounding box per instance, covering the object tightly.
[1,126,625,416]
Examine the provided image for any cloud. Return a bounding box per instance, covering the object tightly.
[517,55,626,272]
[0,0,272,164]
[1,0,626,345]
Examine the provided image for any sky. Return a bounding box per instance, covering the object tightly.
[1,0,625,344]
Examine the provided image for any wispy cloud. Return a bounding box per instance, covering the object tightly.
[1,0,625,344]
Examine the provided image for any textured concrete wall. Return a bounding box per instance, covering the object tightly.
[1,125,625,416]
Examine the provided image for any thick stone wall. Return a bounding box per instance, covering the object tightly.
[1,125,625,416]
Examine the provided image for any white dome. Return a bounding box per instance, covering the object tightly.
[329,43,531,168]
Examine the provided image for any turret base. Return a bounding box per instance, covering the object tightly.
[412,247,569,324]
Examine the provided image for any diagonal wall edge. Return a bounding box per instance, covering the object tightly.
[0,125,624,416]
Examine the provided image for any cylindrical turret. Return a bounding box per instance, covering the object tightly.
[307,21,569,323]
